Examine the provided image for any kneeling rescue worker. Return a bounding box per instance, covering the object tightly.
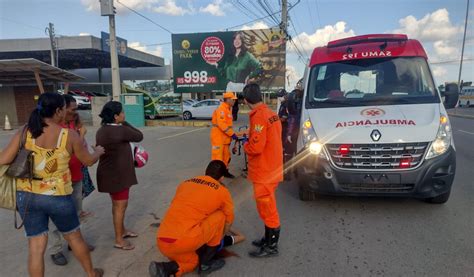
[210,91,240,178]
[243,84,284,258]
[150,160,234,276]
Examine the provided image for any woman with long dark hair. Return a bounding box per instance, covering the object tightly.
[208,31,263,93]
[96,101,143,250]
[0,92,105,277]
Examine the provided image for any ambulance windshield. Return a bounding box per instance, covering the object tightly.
[306,57,439,108]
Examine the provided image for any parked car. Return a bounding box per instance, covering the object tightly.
[72,95,91,110]
[183,99,199,106]
[144,91,182,119]
[182,99,221,120]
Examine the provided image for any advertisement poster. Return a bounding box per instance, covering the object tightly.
[172,28,286,93]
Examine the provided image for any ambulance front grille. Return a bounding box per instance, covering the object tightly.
[326,142,430,170]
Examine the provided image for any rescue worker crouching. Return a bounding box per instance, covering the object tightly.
[242,84,284,258]
[150,160,234,277]
[210,92,241,178]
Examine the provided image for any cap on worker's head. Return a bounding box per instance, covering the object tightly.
[223,91,238,100]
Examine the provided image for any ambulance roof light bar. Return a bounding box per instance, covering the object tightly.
[327,34,408,48]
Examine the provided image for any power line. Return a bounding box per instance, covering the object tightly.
[258,0,280,25]
[225,10,282,30]
[314,0,323,29]
[116,0,172,34]
[0,16,44,31]
[236,0,268,23]
[431,58,474,65]
[145,42,172,47]
[306,0,316,30]
[230,0,256,21]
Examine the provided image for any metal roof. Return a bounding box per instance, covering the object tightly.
[0,58,83,85]
[0,36,164,69]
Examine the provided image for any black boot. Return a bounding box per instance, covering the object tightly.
[149,261,178,277]
[197,245,226,276]
[251,226,271,247]
[249,227,280,258]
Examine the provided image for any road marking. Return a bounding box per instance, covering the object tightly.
[157,127,207,141]
[458,130,474,135]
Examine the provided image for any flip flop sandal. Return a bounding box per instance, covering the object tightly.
[114,243,135,250]
[94,268,104,277]
[122,232,138,239]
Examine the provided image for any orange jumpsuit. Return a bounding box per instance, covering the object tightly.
[157,176,234,276]
[210,102,235,166]
[244,104,283,228]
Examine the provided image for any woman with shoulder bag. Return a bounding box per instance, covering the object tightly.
[0,93,105,277]
[96,101,144,250]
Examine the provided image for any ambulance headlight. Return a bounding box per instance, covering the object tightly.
[426,115,452,159]
[302,119,317,144]
[309,141,323,155]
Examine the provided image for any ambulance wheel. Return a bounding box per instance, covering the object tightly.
[424,190,451,204]
[183,111,192,120]
[298,185,317,201]
[297,176,317,201]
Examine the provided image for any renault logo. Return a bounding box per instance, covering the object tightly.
[371,129,381,141]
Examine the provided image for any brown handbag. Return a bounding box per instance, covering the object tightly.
[6,126,34,179]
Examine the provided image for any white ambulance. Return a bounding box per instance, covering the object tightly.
[296,34,459,204]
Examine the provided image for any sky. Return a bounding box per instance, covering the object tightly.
[0,0,472,89]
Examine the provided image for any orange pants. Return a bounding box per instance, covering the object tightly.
[157,211,226,276]
[253,182,280,228]
[211,144,231,166]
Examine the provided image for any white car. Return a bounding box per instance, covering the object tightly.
[183,99,199,106]
[72,95,91,110]
[182,99,221,120]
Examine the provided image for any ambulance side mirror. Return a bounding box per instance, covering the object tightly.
[443,83,459,110]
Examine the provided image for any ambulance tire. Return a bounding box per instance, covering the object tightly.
[297,175,317,201]
[424,189,451,204]
[183,111,192,120]
[298,185,317,201]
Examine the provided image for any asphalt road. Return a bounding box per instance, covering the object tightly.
[0,116,472,277]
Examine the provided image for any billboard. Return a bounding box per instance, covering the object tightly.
[101,31,128,56]
[172,28,286,93]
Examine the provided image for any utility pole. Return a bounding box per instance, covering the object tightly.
[100,0,121,100]
[281,0,288,38]
[109,14,121,100]
[46,23,57,67]
[458,0,470,90]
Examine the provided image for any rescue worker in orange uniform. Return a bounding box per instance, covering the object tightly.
[243,83,283,258]
[210,91,240,178]
[149,160,234,277]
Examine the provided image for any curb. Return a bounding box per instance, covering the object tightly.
[448,113,474,120]
[145,120,211,128]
